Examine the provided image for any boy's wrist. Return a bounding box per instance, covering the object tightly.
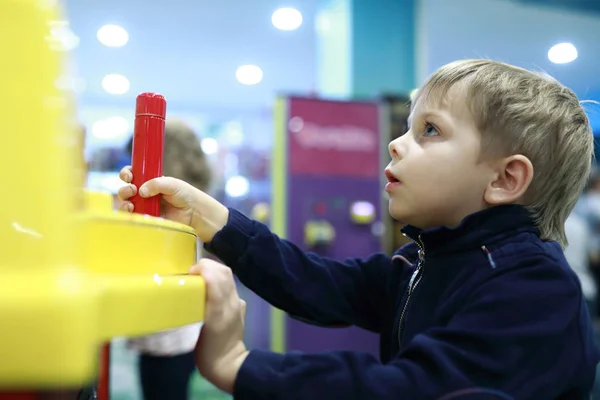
[212,346,249,394]
[192,201,230,243]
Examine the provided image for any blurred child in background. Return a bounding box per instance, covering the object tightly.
[125,119,212,400]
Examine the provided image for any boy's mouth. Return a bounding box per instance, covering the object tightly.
[385,169,400,183]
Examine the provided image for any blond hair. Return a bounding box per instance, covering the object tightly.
[127,119,213,191]
[162,119,212,192]
[415,59,594,247]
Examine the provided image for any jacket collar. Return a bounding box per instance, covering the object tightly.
[400,205,539,255]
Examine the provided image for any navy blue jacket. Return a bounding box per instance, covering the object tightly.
[205,204,600,399]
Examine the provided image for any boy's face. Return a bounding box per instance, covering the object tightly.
[385,86,495,229]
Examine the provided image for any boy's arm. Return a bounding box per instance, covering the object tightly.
[204,208,398,332]
[231,254,595,400]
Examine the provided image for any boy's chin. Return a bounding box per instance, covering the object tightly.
[388,203,411,225]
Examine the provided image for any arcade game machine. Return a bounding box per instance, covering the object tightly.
[0,1,205,398]
[270,95,390,355]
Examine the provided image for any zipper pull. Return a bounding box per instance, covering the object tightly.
[407,266,422,295]
[408,250,424,295]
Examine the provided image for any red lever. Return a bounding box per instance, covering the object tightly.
[130,92,166,217]
[97,93,167,400]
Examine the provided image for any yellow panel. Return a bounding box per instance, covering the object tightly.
[0,270,99,388]
[78,212,197,276]
[0,0,207,388]
[0,209,205,387]
[79,208,204,337]
[85,190,114,212]
[98,274,205,340]
[0,0,92,388]
[0,0,79,271]
[270,96,288,353]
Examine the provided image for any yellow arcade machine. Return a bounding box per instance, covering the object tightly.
[0,1,205,397]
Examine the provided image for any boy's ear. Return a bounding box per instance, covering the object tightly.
[484,155,534,205]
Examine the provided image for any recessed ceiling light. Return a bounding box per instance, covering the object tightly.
[548,42,578,64]
[54,75,86,93]
[236,65,263,85]
[48,21,79,51]
[102,74,130,95]
[225,176,250,198]
[201,138,219,155]
[91,116,130,140]
[271,8,303,31]
[97,24,129,47]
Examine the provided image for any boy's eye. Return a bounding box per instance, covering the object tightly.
[423,123,439,137]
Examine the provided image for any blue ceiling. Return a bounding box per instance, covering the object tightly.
[513,0,600,15]
[64,0,600,132]
[65,0,318,112]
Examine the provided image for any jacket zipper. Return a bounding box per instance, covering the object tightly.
[397,234,425,348]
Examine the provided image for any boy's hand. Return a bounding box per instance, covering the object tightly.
[117,166,229,242]
[190,259,249,394]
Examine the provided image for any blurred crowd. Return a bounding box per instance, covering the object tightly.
[567,172,600,322]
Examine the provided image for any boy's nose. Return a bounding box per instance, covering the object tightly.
[388,138,403,159]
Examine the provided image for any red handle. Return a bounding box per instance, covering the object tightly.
[97,93,167,400]
[130,92,166,217]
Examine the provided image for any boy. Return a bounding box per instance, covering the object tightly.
[118,59,600,399]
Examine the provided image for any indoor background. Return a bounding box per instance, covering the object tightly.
[57,0,600,398]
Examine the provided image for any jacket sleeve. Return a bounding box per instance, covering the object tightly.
[232,254,594,400]
[204,208,394,332]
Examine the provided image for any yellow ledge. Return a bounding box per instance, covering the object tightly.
[0,270,205,388]
[2,0,207,387]
[0,208,205,388]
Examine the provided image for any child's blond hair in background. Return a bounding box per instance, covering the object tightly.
[128,117,212,355]
[414,59,594,247]
[125,118,212,192]
[162,118,212,192]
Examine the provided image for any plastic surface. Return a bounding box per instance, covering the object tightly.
[0,0,95,388]
[81,191,202,334]
[78,205,197,277]
[0,0,204,387]
[131,93,166,217]
[0,0,77,271]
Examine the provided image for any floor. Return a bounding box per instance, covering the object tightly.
[109,339,231,400]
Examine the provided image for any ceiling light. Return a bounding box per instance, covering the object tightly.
[201,138,219,155]
[548,42,578,64]
[102,74,130,95]
[224,121,244,145]
[272,8,303,31]
[48,21,79,51]
[225,176,250,198]
[97,24,129,47]
[236,65,263,85]
[315,12,331,34]
[91,116,130,140]
[54,75,86,93]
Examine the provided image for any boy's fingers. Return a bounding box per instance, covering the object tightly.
[189,264,202,275]
[189,259,222,301]
[119,166,133,183]
[189,259,235,303]
[240,299,247,319]
[117,184,136,201]
[139,177,181,198]
[118,201,134,213]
